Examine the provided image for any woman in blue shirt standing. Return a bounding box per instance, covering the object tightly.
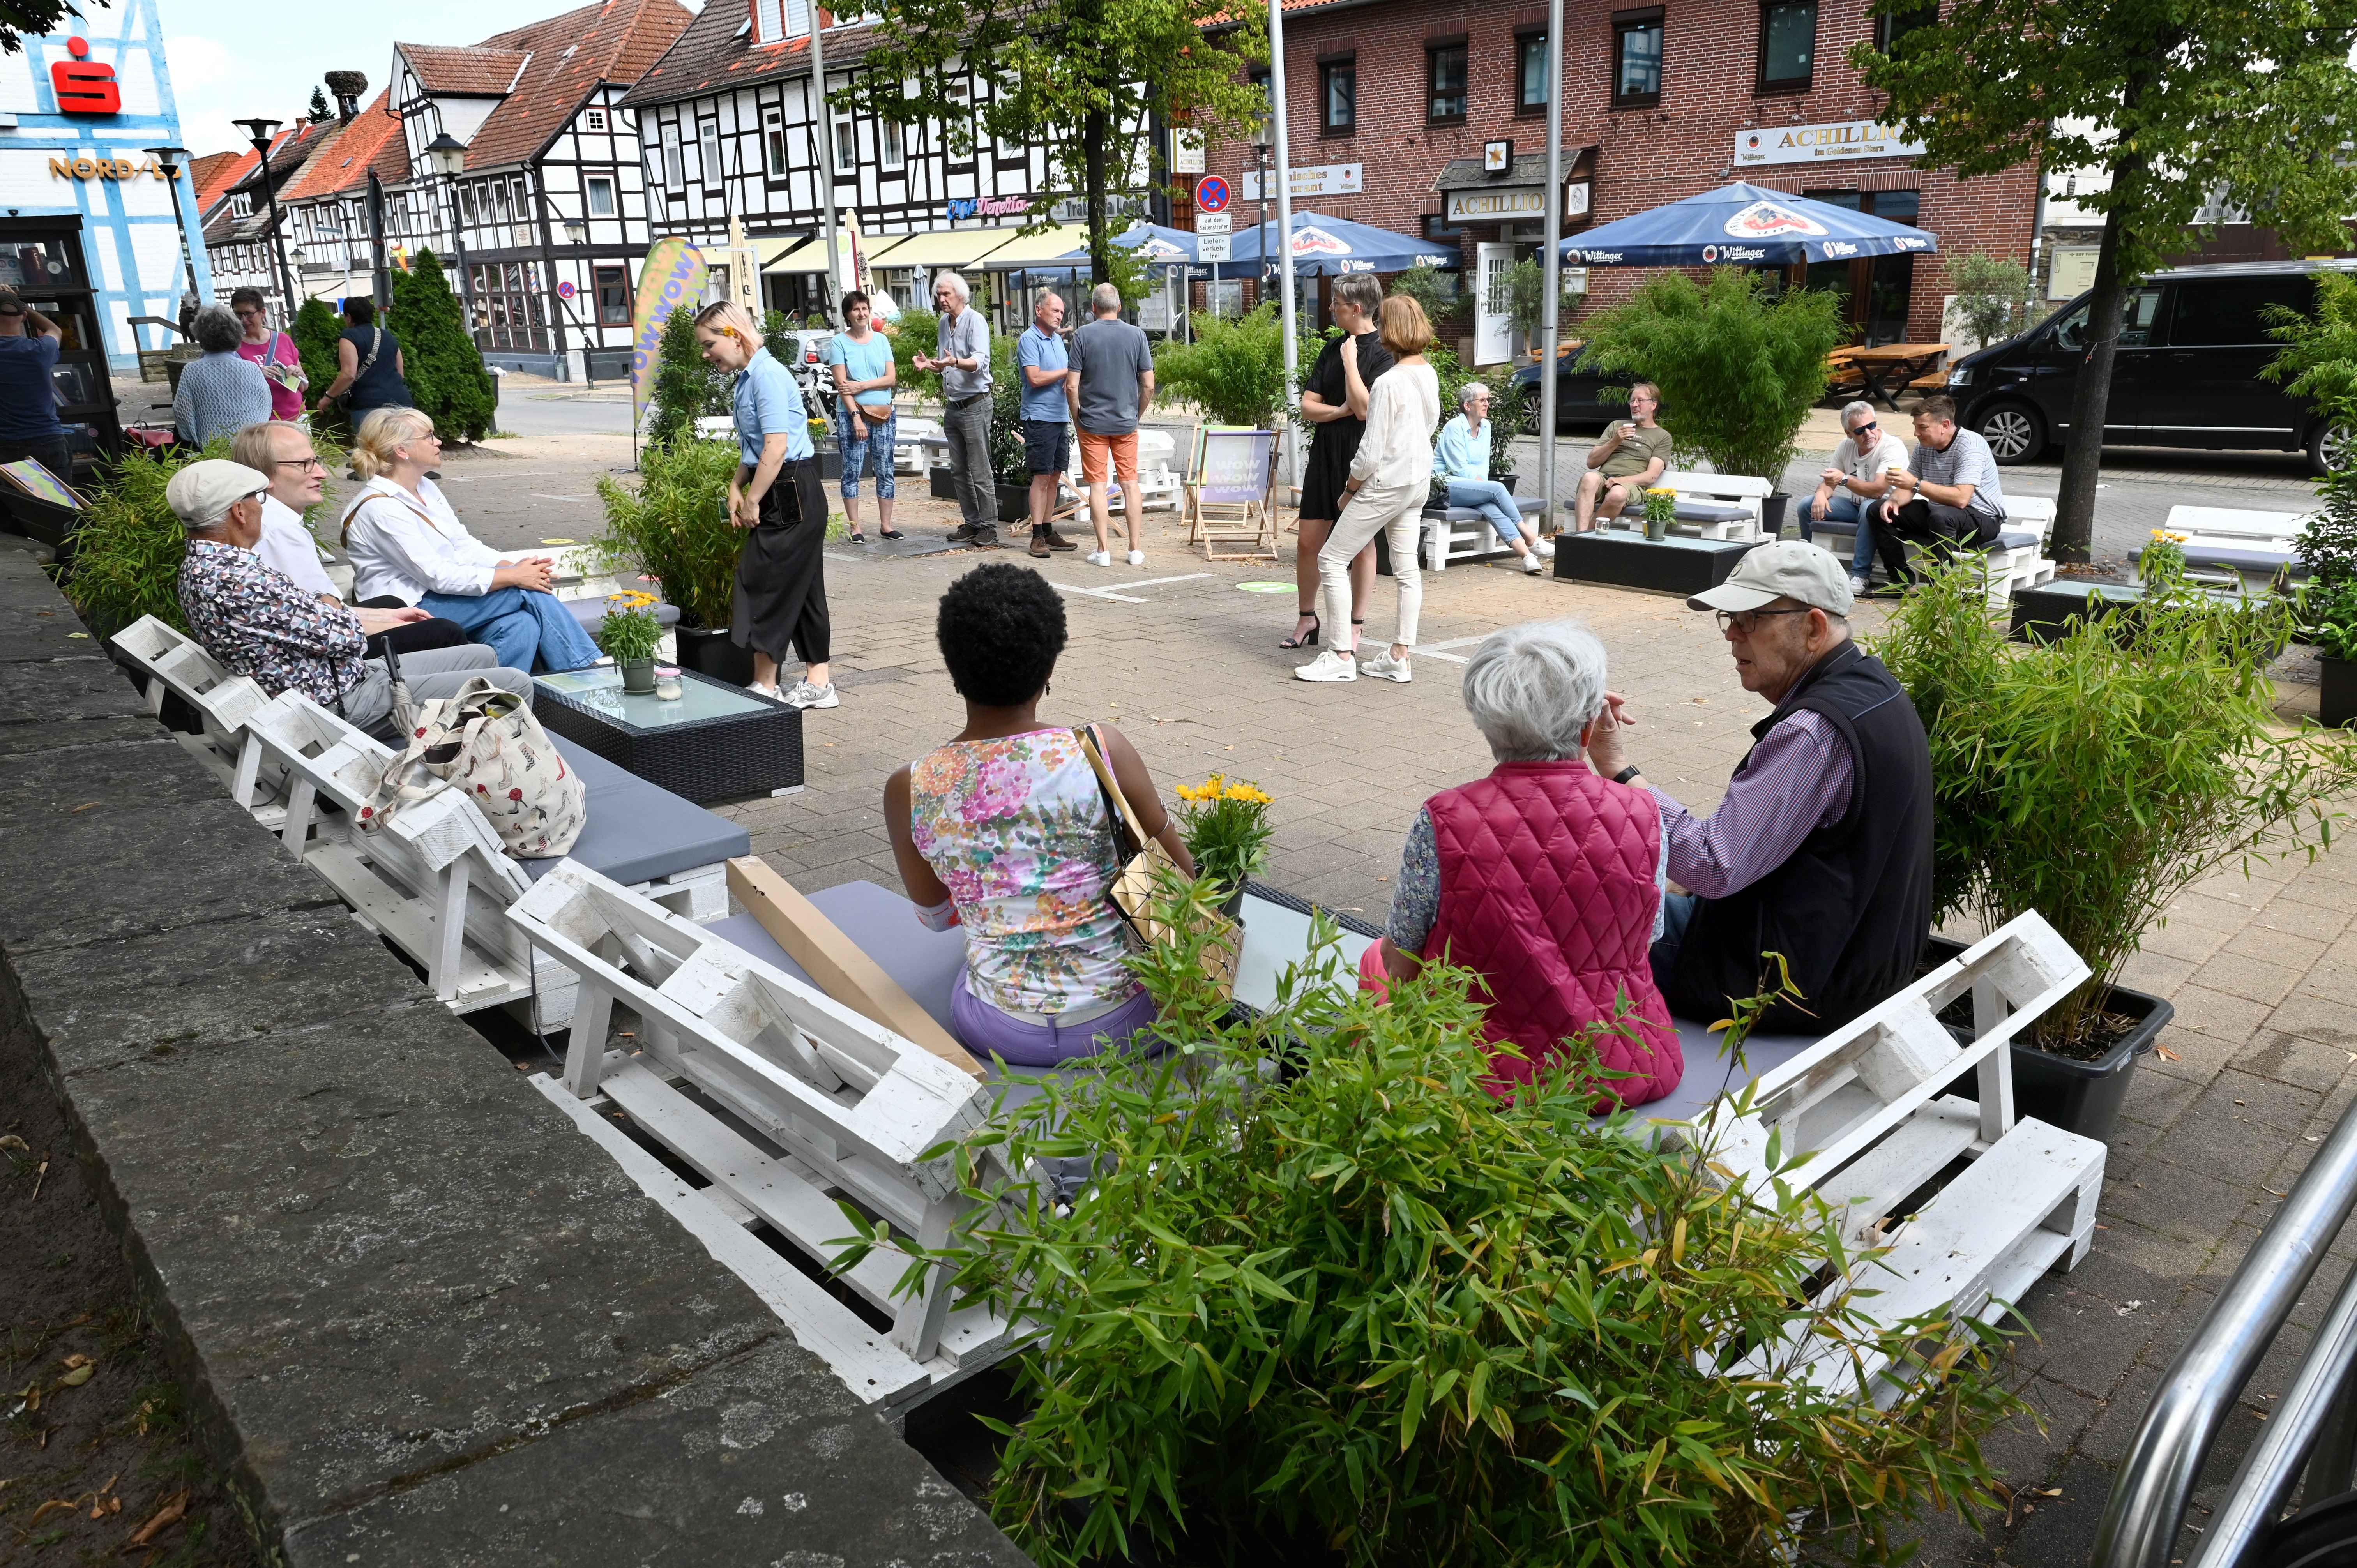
[823,291,902,545]
[695,302,837,710]
[1433,382,1550,574]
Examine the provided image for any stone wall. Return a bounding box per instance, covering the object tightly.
[0,548,1027,1567]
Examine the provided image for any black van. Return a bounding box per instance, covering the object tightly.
[1945,260,2353,474]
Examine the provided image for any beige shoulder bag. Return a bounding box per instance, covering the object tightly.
[1076,724,1237,998]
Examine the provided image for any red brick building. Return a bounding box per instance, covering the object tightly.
[1196,0,2038,365]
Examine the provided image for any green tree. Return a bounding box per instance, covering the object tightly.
[0,0,94,54]
[307,85,331,123]
[1576,266,1846,488]
[645,304,730,449]
[291,296,344,407]
[849,0,1267,289]
[1853,0,2357,562]
[1944,251,2040,350]
[889,303,943,405]
[389,249,497,443]
[1152,302,1293,427]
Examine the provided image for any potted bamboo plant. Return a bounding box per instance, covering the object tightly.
[594,436,749,686]
[1877,557,2357,1141]
[2311,579,2357,729]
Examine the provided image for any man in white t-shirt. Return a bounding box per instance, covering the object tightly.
[1804,401,1908,595]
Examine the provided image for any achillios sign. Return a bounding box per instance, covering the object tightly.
[1732,118,1925,168]
[631,237,709,428]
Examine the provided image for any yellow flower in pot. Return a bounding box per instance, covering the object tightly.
[1642,485,1679,540]
[597,595,666,694]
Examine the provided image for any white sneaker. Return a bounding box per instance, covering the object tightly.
[1087,549,1111,567]
[1359,651,1413,683]
[1533,537,1556,559]
[1126,549,1145,565]
[1521,553,1544,573]
[1849,574,1871,595]
[1293,649,1358,682]
[784,680,839,709]
[747,681,780,699]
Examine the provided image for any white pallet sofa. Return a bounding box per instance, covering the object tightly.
[111,616,286,827]
[1804,494,2058,607]
[2134,504,2309,593]
[894,416,944,476]
[235,690,747,1017]
[508,860,1023,1421]
[1691,910,2104,1405]
[1407,492,1553,572]
[1655,470,1770,541]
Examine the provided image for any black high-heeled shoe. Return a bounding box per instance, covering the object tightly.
[1279,611,1320,650]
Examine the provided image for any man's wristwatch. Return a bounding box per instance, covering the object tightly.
[1614,765,1642,785]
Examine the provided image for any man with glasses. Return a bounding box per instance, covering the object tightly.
[0,287,71,480]
[1804,399,1908,595]
[229,421,466,655]
[1582,540,1933,1033]
[1571,380,1671,533]
[229,288,307,423]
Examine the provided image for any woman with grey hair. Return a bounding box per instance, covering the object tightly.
[1362,617,1682,1105]
[1280,271,1392,650]
[1433,380,1550,574]
[173,305,273,449]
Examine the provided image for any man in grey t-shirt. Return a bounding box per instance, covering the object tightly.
[1871,395,2006,586]
[913,270,997,546]
[1065,284,1157,566]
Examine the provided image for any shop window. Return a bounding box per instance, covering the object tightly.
[595,265,630,325]
[585,176,615,217]
[1758,0,1816,90]
[1516,33,1551,112]
[1875,2,1938,52]
[1613,9,1663,108]
[1427,42,1467,123]
[1321,58,1355,133]
[1422,212,1466,242]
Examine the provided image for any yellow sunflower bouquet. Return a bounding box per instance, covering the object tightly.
[1173,773,1276,900]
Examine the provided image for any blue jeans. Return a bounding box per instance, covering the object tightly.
[1800,491,1878,576]
[839,404,896,499]
[1445,478,1527,545]
[415,586,602,675]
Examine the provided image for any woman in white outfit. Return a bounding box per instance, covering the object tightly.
[1295,295,1440,685]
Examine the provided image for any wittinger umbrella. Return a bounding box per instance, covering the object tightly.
[1057,223,1204,265]
[1556,182,1938,267]
[1219,210,1460,279]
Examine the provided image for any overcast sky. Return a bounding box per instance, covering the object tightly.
[159,0,705,159]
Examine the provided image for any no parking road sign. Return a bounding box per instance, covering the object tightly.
[1194,174,1231,214]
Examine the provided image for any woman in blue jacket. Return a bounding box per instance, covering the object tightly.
[1434,382,1550,574]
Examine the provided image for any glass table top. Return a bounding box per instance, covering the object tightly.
[534,667,775,731]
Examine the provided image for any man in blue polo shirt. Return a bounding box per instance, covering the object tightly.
[0,289,71,480]
[1015,291,1076,559]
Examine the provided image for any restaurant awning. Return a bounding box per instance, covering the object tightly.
[969,224,1091,270]
[758,228,861,274]
[863,228,1023,271]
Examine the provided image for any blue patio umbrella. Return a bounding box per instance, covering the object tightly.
[1218,211,1460,279]
[1057,223,1202,265]
[1555,182,1937,267]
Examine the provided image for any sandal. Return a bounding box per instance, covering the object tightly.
[1279,611,1320,650]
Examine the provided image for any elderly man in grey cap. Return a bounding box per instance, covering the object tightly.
[168,459,530,741]
[1583,540,1933,1033]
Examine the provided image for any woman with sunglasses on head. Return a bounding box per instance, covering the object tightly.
[696,301,838,710]
[1805,400,1908,595]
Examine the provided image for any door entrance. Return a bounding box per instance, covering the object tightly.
[1475,242,1515,365]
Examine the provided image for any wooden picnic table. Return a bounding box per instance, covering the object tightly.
[1840,342,1952,410]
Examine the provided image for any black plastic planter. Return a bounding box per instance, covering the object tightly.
[2323,655,2357,729]
[1928,935,2175,1144]
[672,624,754,687]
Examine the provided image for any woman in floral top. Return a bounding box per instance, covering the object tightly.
[884,562,1195,1066]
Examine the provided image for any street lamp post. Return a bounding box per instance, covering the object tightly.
[143,144,202,327]
[231,117,298,315]
[425,132,477,344]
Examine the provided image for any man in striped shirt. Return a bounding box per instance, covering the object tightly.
[1585,540,1935,1032]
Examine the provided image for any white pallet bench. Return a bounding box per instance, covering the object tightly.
[1417,496,1551,571]
[1804,495,2058,607]
[2139,504,2310,593]
[894,416,944,476]
[110,615,287,828]
[508,861,1026,1420]
[1656,470,1770,541]
[237,692,734,1019]
[1691,910,2104,1406]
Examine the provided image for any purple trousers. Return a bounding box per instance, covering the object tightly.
[949,970,1160,1067]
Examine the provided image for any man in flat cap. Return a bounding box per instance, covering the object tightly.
[168,459,529,740]
[1584,540,1934,1032]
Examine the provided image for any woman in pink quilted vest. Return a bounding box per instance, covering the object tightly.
[1365,619,1683,1106]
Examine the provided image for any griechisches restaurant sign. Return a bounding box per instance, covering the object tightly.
[1733,118,1925,168]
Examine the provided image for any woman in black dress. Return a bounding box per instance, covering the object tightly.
[1285,272,1393,650]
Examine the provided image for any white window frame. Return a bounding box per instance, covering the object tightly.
[661,120,684,189]
[585,175,615,216]
[880,116,904,170]
[585,107,608,132]
[699,119,724,186]
[833,109,857,173]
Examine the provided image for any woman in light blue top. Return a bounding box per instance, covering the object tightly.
[1434,382,1550,573]
[696,301,837,710]
[823,290,902,544]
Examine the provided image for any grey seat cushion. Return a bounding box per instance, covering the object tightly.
[564,597,683,636]
[2133,542,2302,571]
[1672,500,1752,524]
[521,736,751,886]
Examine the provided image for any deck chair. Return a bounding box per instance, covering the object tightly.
[1182,426,1281,560]
[110,614,287,826]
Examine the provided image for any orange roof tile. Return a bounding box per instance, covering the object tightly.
[281,93,405,201]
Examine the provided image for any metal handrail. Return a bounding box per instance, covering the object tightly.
[2091,1100,2357,1568]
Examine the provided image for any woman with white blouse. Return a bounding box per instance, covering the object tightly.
[1294,295,1442,686]
[338,408,603,674]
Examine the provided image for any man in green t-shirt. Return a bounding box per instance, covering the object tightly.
[1573,382,1673,532]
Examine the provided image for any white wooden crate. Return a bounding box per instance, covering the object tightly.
[110,615,287,827]
[507,861,1027,1419]
[1691,911,2106,1406]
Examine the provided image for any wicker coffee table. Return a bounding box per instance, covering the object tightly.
[530,667,803,804]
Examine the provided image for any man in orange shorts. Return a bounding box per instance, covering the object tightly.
[1065,282,1157,567]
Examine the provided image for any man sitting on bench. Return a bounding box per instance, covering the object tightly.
[167,459,532,742]
[1583,541,1934,1033]
[1872,395,2006,587]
